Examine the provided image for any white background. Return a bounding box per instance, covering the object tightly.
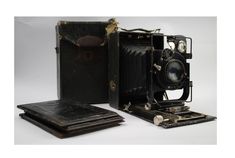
[14,17,216,144]
[0,0,234,158]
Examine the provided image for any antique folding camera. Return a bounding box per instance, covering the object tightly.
[108,28,216,128]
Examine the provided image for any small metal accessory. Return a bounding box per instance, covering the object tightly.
[153,115,169,126]
[123,102,132,112]
[106,18,119,37]
[153,63,162,71]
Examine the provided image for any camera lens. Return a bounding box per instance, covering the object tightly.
[166,60,185,83]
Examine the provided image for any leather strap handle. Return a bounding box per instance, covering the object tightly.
[120,28,160,33]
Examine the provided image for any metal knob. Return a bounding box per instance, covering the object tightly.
[153,115,169,126]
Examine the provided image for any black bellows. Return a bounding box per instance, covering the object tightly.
[120,44,150,101]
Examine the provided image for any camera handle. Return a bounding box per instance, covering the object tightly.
[120,28,161,33]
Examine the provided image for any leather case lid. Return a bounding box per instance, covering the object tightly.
[56,21,109,104]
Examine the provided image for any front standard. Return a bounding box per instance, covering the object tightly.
[108,30,216,128]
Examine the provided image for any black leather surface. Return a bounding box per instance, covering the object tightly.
[17,100,124,138]
[20,113,122,138]
[56,21,109,103]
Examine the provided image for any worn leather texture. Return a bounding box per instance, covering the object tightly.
[56,21,109,103]
[18,100,124,138]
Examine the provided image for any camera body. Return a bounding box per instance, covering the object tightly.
[109,31,192,108]
[108,30,215,128]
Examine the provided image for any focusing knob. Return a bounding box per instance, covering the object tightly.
[153,115,170,126]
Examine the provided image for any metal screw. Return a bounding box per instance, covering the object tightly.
[153,63,161,71]
[144,103,152,111]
